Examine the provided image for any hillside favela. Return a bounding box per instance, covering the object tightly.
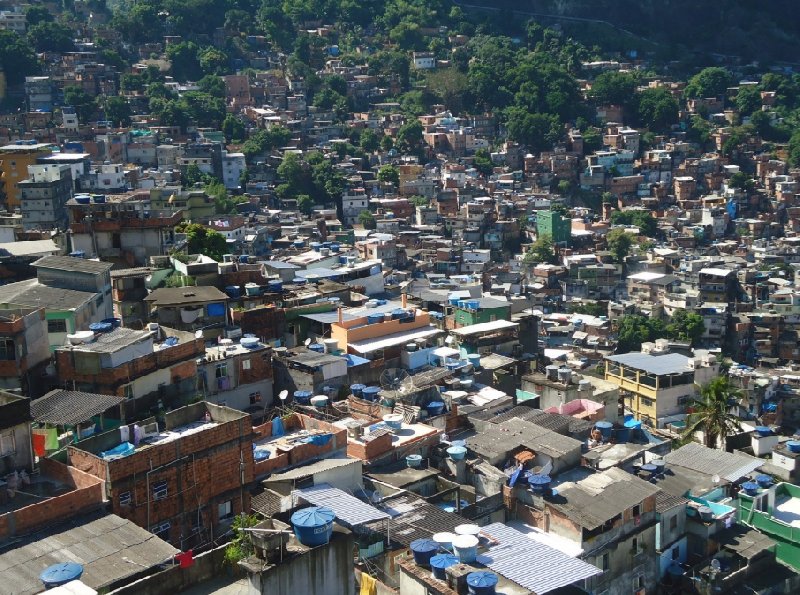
[1,1,800,594]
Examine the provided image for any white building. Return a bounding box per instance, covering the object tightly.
[222,151,246,190]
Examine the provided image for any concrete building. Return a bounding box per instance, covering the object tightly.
[221,151,246,190]
[0,141,53,211]
[604,345,719,427]
[536,209,571,245]
[144,286,229,332]
[19,164,73,231]
[67,402,255,549]
[0,304,50,395]
[0,390,33,476]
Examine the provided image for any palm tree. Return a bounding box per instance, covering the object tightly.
[681,377,743,449]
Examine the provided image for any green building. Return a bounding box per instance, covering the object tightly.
[452,297,510,327]
[536,210,571,245]
[737,481,800,571]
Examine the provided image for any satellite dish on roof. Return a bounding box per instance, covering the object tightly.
[278,390,288,401]
[381,368,413,394]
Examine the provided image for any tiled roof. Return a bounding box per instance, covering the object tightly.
[664,443,763,482]
[33,255,113,274]
[31,390,125,425]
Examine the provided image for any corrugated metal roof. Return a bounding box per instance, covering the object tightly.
[267,457,360,481]
[478,523,602,593]
[664,443,763,482]
[294,483,389,526]
[32,390,125,425]
[605,352,692,375]
[365,494,469,546]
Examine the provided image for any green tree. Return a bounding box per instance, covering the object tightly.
[523,233,557,265]
[610,210,658,236]
[242,126,292,163]
[0,30,39,84]
[297,194,314,217]
[606,228,633,263]
[473,148,494,177]
[666,309,705,345]
[25,6,53,26]
[505,109,561,152]
[177,222,228,261]
[198,46,229,76]
[634,88,679,131]
[681,377,743,448]
[103,96,131,127]
[64,86,97,123]
[789,131,800,168]
[27,21,74,53]
[684,67,733,99]
[222,114,245,143]
[359,129,380,153]
[409,195,428,207]
[589,71,638,106]
[396,119,424,154]
[197,74,226,98]
[166,41,201,82]
[377,164,400,186]
[736,85,762,116]
[616,314,667,352]
[358,209,376,229]
[728,171,754,191]
[582,128,603,153]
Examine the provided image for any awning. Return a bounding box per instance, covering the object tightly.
[349,326,442,354]
[293,483,389,526]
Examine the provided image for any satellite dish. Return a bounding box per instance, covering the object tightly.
[380,368,413,393]
[712,474,720,484]
[304,338,312,346]
[278,390,288,401]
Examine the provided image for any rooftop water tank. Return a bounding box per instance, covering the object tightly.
[350,384,365,398]
[240,337,260,349]
[454,524,480,538]
[595,421,613,439]
[310,395,328,409]
[89,322,113,334]
[290,506,335,547]
[430,553,458,580]
[755,426,772,437]
[406,454,422,468]
[245,283,261,296]
[74,195,91,204]
[367,313,384,325]
[427,401,445,417]
[466,571,499,595]
[452,534,478,564]
[293,391,312,405]
[756,474,772,488]
[308,343,325,353]
[741,481,760,496]
[225,285,241,299]
[310,242,322,252]
[545,365,559,381]
[293,277,307,285]
[40,563,84,589]
[330,243,340,253]
[447,445,467,461]
[466,353,481,369]
[433,532,455,551]
[323,338,339,353]
[361,386,381,402]
[383,414,403,431]
[528,474,552,494]
[557,367,572,384]
[267,280,283,293]
[788,441,800,454]
[410,538,438,566]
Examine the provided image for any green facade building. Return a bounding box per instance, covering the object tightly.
[536,210,571,245]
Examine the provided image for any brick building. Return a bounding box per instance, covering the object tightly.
[67,402,254,549]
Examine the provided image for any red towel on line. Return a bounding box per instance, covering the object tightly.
[176,550,194,568]
[32,433,46,457]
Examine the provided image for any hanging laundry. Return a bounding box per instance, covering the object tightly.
[44,428,59,450]
[119,425,129,442]
[32,432,46,457]
[272,416,284,438]
[175,550,194,568]
[133,425,143,446]
[359,573,377,595]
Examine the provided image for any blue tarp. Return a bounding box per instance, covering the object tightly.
[345,353,371,367]
[207,303,226,317]
[100,442,135,460]
[303,434,332,446]
[272,416,285,438]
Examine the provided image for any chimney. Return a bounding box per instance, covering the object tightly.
[337,307,343,325]
[401,292,407,308]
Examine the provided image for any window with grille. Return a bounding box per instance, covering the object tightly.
[48,319,67,333]
[152,481,168,501]
[0,338,15,361]
[119,491,132,506]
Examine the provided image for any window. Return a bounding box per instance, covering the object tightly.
[218,500,232,520]
[48,319,67,333]
[632,505,641,518]
[152,480,168,501]
[123,384,134,400]
[242,359,251,370]
[0,431,15,456]
[152,522,170,539]
[0,338,15,361]
[641,397,654,407]
[601,553,610,571]
[119,491,132,506]
[669,516,678,531]
[633,575,644,591]
[249,392,261,405]
[215,364,228,378]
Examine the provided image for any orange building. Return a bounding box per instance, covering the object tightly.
[0,141,53,210]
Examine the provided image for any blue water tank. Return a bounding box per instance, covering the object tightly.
[339,255,348,264]
[528,474,552,494]
[410,538,439,566]
[595,421,613,439]
[294,240,305,248]
[788,441,800,453]
[362,386,381,402]
[293,277,307,285]
[467,571,499,595]
[367,313,384,325]
[74,195,91,204]
[330,243,340,253]
[92,194,106,204]
[225,285,241,298]
[430,553,458,580]
[308,343,325,353]
[89,322,113,334]
[447,446,467,461]
[641,464,657,477]
[755,426,772,437]
[466,353,481,369]
[741,481,760,496]
[756,474,772,488]
[350,383,365,397]
[291,506,335,547]
[102,318,122,329]
[40,563,83,589]
[310,242,322,252]
[293,391,313,404]
[427,401,445,416]
[268,280,283,292]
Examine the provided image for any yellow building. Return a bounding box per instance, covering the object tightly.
[604,345,718,427]
[0,142,53,210]
[148,188,215,221]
